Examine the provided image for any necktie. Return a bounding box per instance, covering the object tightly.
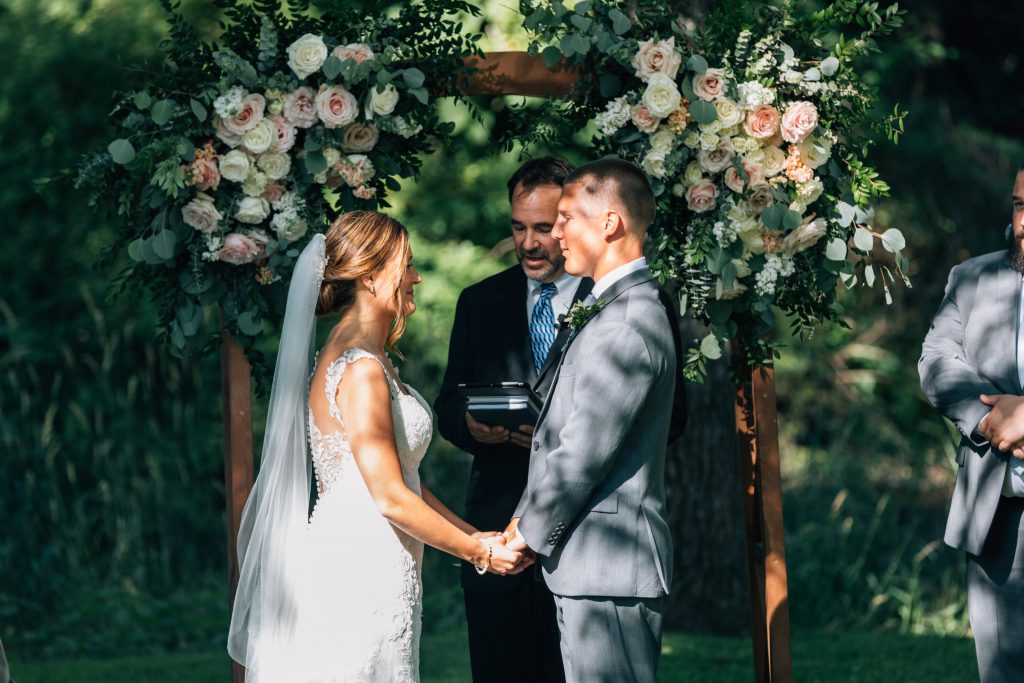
[531,283,557,374]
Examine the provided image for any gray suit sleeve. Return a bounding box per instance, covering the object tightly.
[919,264,1000,447]
[518,322,659,556]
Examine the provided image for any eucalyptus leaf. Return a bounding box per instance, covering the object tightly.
[836,201,856,228]
[599,74,621,98]
[151,99,175,126]
[881,228,906,252]
[541,45,562,68]
[403,67,426,89]
[127,238,145,262]
[141,238,163,265]
[864,264,876,287]
[760,204,786,230]
[189,98,207,122]
[559,35,577,59]
[700,333,722,360]
[151,229,178,260]
[680,77,696,101]
[820,56,840,77]
[687,54,709,74]
[237,311,263,336]
[782,210,803,231]
[706,300,732,325]
[108,139,136,165]
[825,238,848,261]
[409,87,428,105]
[570,15,592,32]
[608,8,632,35]
[322,55,342,80]
[853,227,874,252]
[689,99,717,125]
[803,67,821,82]
[133,91,152,110]
[304,151,327,175]
[171,321,186,350]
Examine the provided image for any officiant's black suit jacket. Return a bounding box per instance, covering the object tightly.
[435,264,592,592]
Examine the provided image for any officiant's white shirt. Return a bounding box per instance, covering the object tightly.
[592,257,648,300]
[526,271,581,322]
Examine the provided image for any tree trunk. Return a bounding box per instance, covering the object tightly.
[664,318,750,634]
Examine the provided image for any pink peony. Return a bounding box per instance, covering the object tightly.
[685,180,719,213]
[743,105,782,140]
[218,232,260,265]
[283,87,318,129]
[222,94,266,136]
[780,101,819,144]
[315,85,358,129]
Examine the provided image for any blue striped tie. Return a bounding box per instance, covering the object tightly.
[531,283,557,374]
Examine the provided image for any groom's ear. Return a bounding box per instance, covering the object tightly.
[602,209,626,239]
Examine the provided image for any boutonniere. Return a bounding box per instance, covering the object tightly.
[564,299,605,332]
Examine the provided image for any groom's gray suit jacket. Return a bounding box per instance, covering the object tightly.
[515,267,675,599]
[919,250,1020,555]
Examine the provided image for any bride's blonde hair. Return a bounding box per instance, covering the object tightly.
[317,210,411,355]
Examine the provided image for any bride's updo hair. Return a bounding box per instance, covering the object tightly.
[317,210,411,351]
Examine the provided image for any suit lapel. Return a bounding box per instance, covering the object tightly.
[533,278,594,392]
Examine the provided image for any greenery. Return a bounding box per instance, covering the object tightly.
[7,629,978,682]
[2,0,1023,677]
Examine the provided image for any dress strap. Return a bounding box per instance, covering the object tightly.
[323,347,399,426]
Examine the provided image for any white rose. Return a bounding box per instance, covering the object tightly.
[257,152,291,181]
[367,83,400,119]
[181,194,222,234]
[699,119,722,135]
[286,34,328,80]
[242,118,277,154]
[648,129,676,155]
[761,146,787,177]
[322,147,341,168]
[684,161,704,185]
[236,196,270,224]
[797,177,824,205]
[641,73,682,119]
[797,137,831,169]
[783,217,828,255]
[698,131,720,151]
[641,148,669,179]
[219,149,250,183]
[683,131,701,149]
[714,98,743,128]
[241,168,268,198]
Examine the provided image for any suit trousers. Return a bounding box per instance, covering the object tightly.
[464,568,564,683]
[553,594,663,683]
[967,494,1024,683]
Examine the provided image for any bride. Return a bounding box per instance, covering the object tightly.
[227,211,524,681]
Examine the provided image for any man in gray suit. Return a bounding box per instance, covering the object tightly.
[505,158,676,682]
[919,163,1024,683]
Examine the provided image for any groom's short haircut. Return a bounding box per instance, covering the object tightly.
[565,158,656,232]
[507,156,575,201]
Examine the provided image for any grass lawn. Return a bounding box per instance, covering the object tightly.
[8,629,978,682]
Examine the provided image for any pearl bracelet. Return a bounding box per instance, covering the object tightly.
[473,540,492,575]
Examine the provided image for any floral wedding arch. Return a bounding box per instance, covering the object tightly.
[79,1,907,680]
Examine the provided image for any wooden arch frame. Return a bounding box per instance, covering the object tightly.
[222,51,792,683]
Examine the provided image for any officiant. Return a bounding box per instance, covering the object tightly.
[434,156,587,683]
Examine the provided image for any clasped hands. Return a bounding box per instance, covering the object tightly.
[978,394,1024,459]
[471,525,535,576]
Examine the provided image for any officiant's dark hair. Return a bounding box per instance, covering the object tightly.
[318,211,411,356]
[565,158,656,231]
[506,156,575,202]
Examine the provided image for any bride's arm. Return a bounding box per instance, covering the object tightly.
[333,359,513,569]
[421,485,478,536]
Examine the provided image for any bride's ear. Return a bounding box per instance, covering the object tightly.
[361,276,376,297]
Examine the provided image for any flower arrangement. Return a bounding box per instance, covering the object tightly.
[78,0,481,359]
[517,0,908,378]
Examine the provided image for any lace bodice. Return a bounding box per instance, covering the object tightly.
[308,347,433,500]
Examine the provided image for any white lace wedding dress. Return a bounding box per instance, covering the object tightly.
[292,347,433,682]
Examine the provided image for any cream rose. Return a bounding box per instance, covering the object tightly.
[367,83,400,119]
[316,85,358,128]
[219,149,250,183]
[631,37,683,82]
[642,73,682,119]
[213,116,243,148]
[684,161,705,185]
[283,87,318,128]
[218,232,260,265]
[743,105,782,140]
[648,129,675,155]
[692,68,726,101]
[630,104,660,133]
[714,98,743,128]
[686,180,719,213]
[761,145,787,177]
[242,118,277,154]
[222,94,266,136]
[342,122,380,153]
[322,147,342,169]
[797,137,831,169]
[783,217,827,254]
[181,194,222,234]
[333,43,375,64]
[272,214,308,241]
[257,152,291,181]
[781,101,819,144]
[698,131,720,151]
[241,168,269,198]
[641,148,668,179]
[235,196,270,224]
[697,139,735,174]
[286,34,328,80]
[268,116,296,153]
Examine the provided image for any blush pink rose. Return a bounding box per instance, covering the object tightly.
[248,230,271,259]
[189,157,221,191]
[213,117,243,148]
[692,68,726,101]
[630,104,660,133]
[261,180,285,203]
[780,101,819,144]
[746,183,774,213]
[283,87,318,129]
[342,122,380,153]
[268,115,296,153]
[315,85,358,129]
[631,37,682,82]
[685,180,719,213]
[222,94,266,135]
[724,160,766,193]
[332,43,375,64]
[218,232,260,265]
[743,105,782,139]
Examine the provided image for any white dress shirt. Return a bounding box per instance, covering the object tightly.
[591,257,649,300]
[1003,275,1024,496]
[526,271,582,325]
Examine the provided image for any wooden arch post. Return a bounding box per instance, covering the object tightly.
[222,51,792,682]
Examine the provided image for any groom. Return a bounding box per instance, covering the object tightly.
[506,158,676,682]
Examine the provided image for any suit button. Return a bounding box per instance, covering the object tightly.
[533,442,539,451]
